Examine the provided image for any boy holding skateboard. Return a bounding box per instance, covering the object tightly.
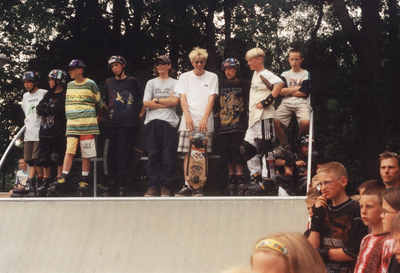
[103,55,143,196]
[240,47,284,196]
[49,59,104,196]
[175,47,218,197]
[308,162,368,272]
[143,55,179,197]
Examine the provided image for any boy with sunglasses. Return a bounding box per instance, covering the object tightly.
[175,47,218,197]
[308,162,368,272]
[143,55,179,197]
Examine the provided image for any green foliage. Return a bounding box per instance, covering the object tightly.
[0,0,399,195]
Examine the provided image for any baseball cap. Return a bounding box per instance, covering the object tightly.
[156,55,171,64]
[67,59,86,68]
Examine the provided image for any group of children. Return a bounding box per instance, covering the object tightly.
[302,160,400,272]
[222,158,400,273]
[12,45,314,197]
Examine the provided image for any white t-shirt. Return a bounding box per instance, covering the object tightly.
[21,88,48,141]
[143,77,180,128]
[248,70,283,128]
[280,69,310,104]
[175,70,219,132]
[15,168,29,186]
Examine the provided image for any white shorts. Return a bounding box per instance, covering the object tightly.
[244,118,275,146]
[66,135,97,158]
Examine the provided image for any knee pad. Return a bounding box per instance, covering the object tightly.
[33,158,40,166]
[50,153,62,165]
[284,150,295,168]
[25,159,34,167]
[240,141,257,161]
[39,157,51,168]
[254,138,273,157]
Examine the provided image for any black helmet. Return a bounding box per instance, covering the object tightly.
[48,69,67,84]
[221,58,240,72]
[67,59,86,69]
[296,135,314,148]
[108,55,126,68]
[22,71,40,83]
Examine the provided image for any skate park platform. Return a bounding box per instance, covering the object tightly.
[0,197,308,272]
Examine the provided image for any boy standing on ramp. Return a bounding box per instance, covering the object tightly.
[49,59,104,196]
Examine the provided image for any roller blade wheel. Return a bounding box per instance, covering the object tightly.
[228,183,237,196]
[46,186,60,197]
[246,179,278,196]
[237,183,248,196]
[78,182,89,197]
[274,175,295,196]
[36,186,47,197]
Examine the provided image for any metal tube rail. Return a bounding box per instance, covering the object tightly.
[0,125,25,171]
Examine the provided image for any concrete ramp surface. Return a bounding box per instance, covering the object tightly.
[0,197,307,272]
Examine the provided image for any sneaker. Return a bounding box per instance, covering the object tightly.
[161,188,171,197]
[144,187,160,197]
[192,187,204,197]
[175,185,192,197]
[273,143,291,159]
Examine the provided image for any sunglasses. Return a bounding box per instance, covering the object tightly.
[156,61,167,66]
[380,151,398,157]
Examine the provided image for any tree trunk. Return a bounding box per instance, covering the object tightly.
[223,0,232,58]
[330,0,383,179]
[191,0,217,72]
[111,0,125,53]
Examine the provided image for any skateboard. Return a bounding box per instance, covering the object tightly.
[186,127,208,190]
[132,113,146,167]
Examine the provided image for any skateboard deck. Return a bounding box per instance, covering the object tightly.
[132,114,146,167]
[186,128,208,190]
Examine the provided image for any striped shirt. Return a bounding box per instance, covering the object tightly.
[65,78,104,135]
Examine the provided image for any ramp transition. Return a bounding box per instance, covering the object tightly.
[0,197,307,272]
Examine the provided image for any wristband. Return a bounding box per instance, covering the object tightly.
[260,94,276,107]
[310,205,326,232]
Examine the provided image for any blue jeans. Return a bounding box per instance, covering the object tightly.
[145,120,178,189]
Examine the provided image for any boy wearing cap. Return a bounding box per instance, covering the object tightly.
[20,71,47,191]
[143,55,179,197]
[50,59,104,196]
[103,55,144,196]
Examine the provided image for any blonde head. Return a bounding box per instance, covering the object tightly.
[251,233,326,273]
[189,47,208,62]
[317,162,348,179]
[245,48,265,61]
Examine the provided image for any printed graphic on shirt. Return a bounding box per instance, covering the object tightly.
[27,99,39,116]
[219,87,245,126]
[289,78,303,87]
[107,90,134,120]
